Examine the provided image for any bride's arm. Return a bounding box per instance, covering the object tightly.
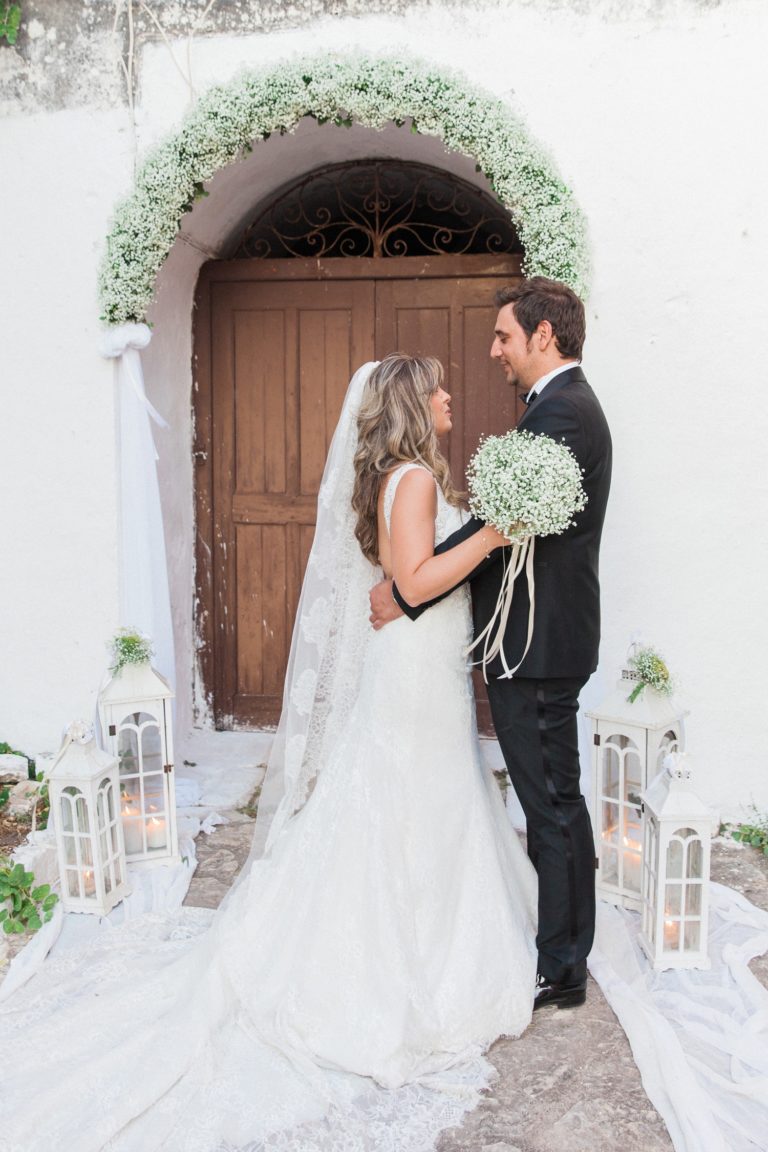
[389,469,505,606]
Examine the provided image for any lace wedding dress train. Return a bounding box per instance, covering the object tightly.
[0,466,537,1152]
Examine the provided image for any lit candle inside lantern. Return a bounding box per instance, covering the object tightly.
[663,917,680,949]
[146,816,167,851]
[121,794,143,854]
[82,868,96,898]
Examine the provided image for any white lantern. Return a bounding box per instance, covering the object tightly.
[586,669,688,909]
[639,753,713,970]
[48,721,130,915]
[98,662,180,866]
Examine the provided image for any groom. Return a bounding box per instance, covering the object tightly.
[369,277,612,1009]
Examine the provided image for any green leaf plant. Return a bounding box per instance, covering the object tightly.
[0,858,58,935]
[719,804,768,857]
[0,4,21,46]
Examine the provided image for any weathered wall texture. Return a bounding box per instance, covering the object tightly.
[0,0,728,113]
[1,0,765,820]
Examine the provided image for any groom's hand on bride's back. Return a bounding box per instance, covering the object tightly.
[369,580,405,630]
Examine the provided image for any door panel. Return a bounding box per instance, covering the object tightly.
[210,279,375,727]
[198,260,522,732]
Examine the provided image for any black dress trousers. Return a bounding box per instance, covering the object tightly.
[486,675,595,984]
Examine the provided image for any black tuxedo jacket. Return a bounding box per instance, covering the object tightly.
[395,366,612,680]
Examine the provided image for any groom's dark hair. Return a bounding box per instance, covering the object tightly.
[495,277,586,359]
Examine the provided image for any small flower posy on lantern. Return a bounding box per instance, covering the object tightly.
[586,645,688,910]
[639,752,713,970]
[48,721,130,915]
[98,630,180,866]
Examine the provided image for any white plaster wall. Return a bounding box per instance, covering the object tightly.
[0,106,133,755]
[2,0,766,819]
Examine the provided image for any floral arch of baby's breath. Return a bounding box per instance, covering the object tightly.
[99,53,590,324]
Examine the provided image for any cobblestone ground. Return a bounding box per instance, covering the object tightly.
[184,816,768,1152]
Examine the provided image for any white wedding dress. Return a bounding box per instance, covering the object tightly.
[0,381,537,1152]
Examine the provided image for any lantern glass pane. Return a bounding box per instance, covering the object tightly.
[100,829,109,862]
[64,833,77,865]
[621,823,642,892]
[121,787,140,816]
[66,871,79,899]
[75,795,90,833]
[139,718,163,775]
[686,882,702,916]
[665,883,682,916]
[118,726,140,779]
[97,791,107,832]
[111,822,119,854]
[600,845,619,886]
[684,833,702,878]
[602,744,621,798]
[80,837,94,867]
[60,793,75,833]
[143,776,167,820]
[646,899,657,945]
[624,746,642,798]
[602,800,620,842]
[647,872,656,920]
[684,921,701,951]
[623,811,642,850]
[104,869,112,895]
[667,838,684,878]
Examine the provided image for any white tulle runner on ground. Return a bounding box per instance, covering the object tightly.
[589,883,768,1152]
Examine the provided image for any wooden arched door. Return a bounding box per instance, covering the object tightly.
[193,163,524,731]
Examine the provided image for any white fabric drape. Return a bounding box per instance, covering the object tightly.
[589,883,768,1152]
[99,324,175,689]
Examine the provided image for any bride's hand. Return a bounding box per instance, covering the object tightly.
[369,579,404,630]
[482,521,525,550]
[481,525,512,551]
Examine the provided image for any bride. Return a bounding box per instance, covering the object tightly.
[0,355,537,1152]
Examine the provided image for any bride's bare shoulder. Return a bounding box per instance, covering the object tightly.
[380,463,434,505]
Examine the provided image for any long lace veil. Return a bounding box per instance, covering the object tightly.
[220,361,380,909]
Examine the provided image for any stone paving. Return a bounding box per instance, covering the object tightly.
[183,814,768,1152]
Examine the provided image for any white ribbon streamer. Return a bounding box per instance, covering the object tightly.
[466,535,536,682]
[99,324,169,447]
[100,324,175,691]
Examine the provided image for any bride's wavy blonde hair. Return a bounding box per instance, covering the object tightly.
[352,354,463,565]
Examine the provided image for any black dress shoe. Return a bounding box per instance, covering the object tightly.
[533,974,587,1011]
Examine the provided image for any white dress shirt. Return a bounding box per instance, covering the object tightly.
[525,360,580,403]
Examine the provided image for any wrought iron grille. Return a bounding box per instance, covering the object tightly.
[233,161,522,259]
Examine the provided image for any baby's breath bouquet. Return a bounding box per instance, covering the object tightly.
[626,645,673,703]
[465,430,587,679]
[109,627,154,675]
[467,430,586,539]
